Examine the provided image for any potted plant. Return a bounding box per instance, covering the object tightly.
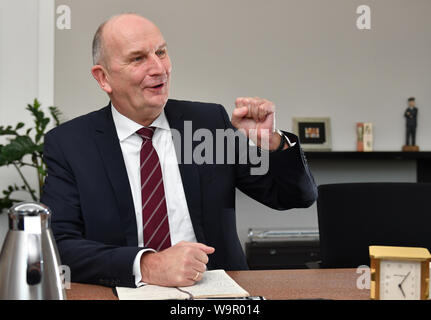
[0,99,62,213]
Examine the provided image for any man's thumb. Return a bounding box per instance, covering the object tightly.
[199,245,215,254]
[232,106,248,119]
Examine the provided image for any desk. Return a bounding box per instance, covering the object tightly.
[67,269,370,300]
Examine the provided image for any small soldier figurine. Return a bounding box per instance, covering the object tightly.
[404,97,418,148]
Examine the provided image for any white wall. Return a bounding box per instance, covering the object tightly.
[0,0,54,244]
[54,0,431,151]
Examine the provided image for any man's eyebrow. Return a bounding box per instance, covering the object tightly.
[157,42,167,50]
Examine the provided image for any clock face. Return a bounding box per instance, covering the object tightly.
[379,260,421,300]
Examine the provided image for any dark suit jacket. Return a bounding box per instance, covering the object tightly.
[405,107,418,126]
[41,99,317,288]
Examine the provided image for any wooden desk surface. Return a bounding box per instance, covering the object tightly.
[67,268,370,300]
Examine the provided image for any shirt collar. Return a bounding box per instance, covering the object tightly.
[111,102,170,142]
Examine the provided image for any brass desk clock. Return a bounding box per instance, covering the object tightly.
[370,246,431,300]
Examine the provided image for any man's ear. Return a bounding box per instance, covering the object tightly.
[91,65,112,94]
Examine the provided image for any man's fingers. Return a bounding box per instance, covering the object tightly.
[258,104,267,121]
[199,245,215,254]
[194,249,210,264]
[232,106,248,120]
[263,101,276,114]
[250,101,273,122]
[187,264,206,282]
[235,97,249,109]
[180,269,204,286]
[181,242,215,255]
[191,261,207,274]
[236,97,255,119]
[235,97,275,122]
[194,242,215,253]
[250,100,259,121]
[259,102,275,121]
[191,270,204,282]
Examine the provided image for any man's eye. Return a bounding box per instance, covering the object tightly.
[156,50,166,58]
[133,56,143,62]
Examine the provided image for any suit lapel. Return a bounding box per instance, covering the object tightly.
[164,101,206,244]
[92,105,138,246]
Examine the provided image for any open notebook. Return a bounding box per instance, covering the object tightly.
[116,270,250,300]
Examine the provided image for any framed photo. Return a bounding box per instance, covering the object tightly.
[292,117,332,151]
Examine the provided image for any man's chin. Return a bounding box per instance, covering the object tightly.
[144,95,168,110]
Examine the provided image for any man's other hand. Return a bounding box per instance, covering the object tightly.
[139,241,215,287]
[231,97,284,151]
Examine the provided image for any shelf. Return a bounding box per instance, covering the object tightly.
[303,151,431,183]
[305,151,431,160]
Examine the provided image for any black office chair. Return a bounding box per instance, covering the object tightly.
[317,183,431,268]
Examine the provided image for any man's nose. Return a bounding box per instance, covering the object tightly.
[147,54,165,75]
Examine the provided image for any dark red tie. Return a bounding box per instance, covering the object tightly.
[137,127,171,251]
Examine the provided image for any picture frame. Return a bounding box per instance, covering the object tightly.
[292,117,332,151]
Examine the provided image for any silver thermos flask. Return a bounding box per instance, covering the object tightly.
[0,202,66,300]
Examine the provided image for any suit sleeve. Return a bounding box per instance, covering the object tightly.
[41,131,142,288]
[217,105,318,210]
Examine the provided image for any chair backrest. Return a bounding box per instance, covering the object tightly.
[317,183,431,268]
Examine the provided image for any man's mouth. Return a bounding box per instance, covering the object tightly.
[147,82,166,90]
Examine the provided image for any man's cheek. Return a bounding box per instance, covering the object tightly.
[165,58,172,74]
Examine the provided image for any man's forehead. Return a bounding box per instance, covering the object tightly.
[104,15,165,52]
[106,14,158,33]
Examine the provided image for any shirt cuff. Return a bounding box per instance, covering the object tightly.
[133,248,157,287]
[278,129,297,148]
[249,129,297,149]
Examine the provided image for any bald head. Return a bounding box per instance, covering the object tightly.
[90,13,171,126]
[92,14,161,66]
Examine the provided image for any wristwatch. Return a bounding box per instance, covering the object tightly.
[270,129,296,153]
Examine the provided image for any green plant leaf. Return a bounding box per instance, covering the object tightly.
[15,122,25,130]
[1,136,39,163]
[0,98,62,206]
[0,145,5,166]
[38,167,47,176]
[0,198,14,211]
[36,132,43,143]
[0,126,18,136]
[49,106,63,126]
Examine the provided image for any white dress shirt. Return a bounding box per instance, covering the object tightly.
[111,104,197,287]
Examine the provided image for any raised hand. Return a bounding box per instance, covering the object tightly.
[231,97,285,151]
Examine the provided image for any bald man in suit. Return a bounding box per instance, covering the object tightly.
[41,14,317,288]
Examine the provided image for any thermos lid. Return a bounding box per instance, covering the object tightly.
[8,202,51,231]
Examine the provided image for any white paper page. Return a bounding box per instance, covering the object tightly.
[116,284,189,300]
[116,270,249,300]
[178,270,249,298]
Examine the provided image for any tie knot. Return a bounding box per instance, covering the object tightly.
[137,127,155,141]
